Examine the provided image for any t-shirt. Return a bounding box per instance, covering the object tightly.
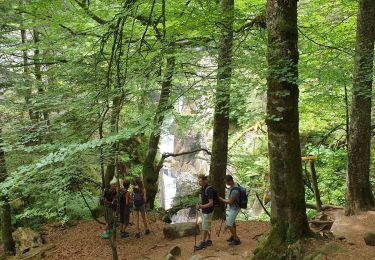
[229,184,240,210]
[201,185,214,214]
[104,189,117,210]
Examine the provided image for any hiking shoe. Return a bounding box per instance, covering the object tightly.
[205,240,213,247]
[102,230,110,239]
[194,241,206,250]
[226,236,234,242]
[145,229,150,235]
[229,239,241,246]
[121,232,129,238]
[135,232,141,239]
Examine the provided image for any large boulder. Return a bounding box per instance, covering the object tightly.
[364,232,375,246]
[12,228,44,255]
[163,222,199,239]
[8,244,55,260]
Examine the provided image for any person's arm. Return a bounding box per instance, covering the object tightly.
[143,188,147,202]
[219,189,238,205]
[197,199,213,209]
[197,188,214,209]
[125,192,129,205]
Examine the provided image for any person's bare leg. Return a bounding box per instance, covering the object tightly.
[202,230,208,241]
[141,211,149,230]
[229,224,239,240]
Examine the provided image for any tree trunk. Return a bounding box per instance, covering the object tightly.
[310,160,322,212]
[143,56,175,209]
[33,28,50,125]
[208,0,234,219]
[0,127,15,256]
[254,0,311,258]
[345,0,375,215]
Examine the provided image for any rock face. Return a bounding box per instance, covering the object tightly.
[364,232,375,246]
[12,228,44,255]
[163,222,199,239]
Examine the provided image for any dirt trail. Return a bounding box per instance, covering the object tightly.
[4,210,374,259]
[44,220,269,260]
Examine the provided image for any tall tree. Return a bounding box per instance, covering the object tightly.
[345,0,375,215]
[0,126,15,256]
[208,0,234,219]
[254,0,311,258]
[143,56,175,209]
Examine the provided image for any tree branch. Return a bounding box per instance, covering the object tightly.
[155,148,211,173]
[73,0,108,25]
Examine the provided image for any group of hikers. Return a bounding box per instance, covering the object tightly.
[100,174,246,251]
[101,177,150,239]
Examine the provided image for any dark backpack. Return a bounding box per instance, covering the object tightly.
[230,184,248,209]
[133,190,145,207]
[205,186,220,206]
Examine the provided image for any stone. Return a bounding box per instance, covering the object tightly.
[12,228,44,255]
[363,232,375,246]
[189,255,204,260]
[317,242,346,256]
[168,245,181,257]
[163,253,177,260]
[162,214,172,224]
[163,222,199,239]
[242,250,254,258]
[8,244,55,260]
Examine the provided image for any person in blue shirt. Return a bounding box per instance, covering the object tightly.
[219,175,241,245]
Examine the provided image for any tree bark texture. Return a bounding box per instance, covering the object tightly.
[346,0,375,215]
[254,0,311,258]
[208,0,234,219]
[0,127,15,256]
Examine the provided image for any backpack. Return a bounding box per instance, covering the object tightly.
[230,184,248,209]
[133,189,145,207]
[205,186,220,206]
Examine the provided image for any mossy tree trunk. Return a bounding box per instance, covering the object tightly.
[143,56,175,209]
[254,0,311,258]
[345,0,375,215]
[0,127,15,256]
[208,0,234,219]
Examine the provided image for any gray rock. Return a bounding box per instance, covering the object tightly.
[164,253,177,260]
[189,255,204,260]
[12,228,44,255]
[318,242,346,256]
[168,245,181,257]
[364,232,375,246]
[163,222,199,239]
[162,214,172,224]
[242,250,254,258]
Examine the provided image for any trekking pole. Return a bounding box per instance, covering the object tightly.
[194,208,199,252]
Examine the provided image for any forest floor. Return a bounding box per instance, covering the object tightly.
[1,210,374,259]
[39,209,375,260]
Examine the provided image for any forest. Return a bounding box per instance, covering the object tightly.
[0,0,374,259]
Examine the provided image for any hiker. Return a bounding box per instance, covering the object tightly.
[102,179,117,239]
[195,174,217,250]
[219,175,241,246]
[132,177,150,238]
[119,180,131,238]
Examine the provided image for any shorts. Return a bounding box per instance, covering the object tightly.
[202,212,213,231]
[133,204,145,212]
[226,208,240,227]
[120,206,130,225]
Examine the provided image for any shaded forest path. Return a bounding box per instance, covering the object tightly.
[41,212,375,260]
